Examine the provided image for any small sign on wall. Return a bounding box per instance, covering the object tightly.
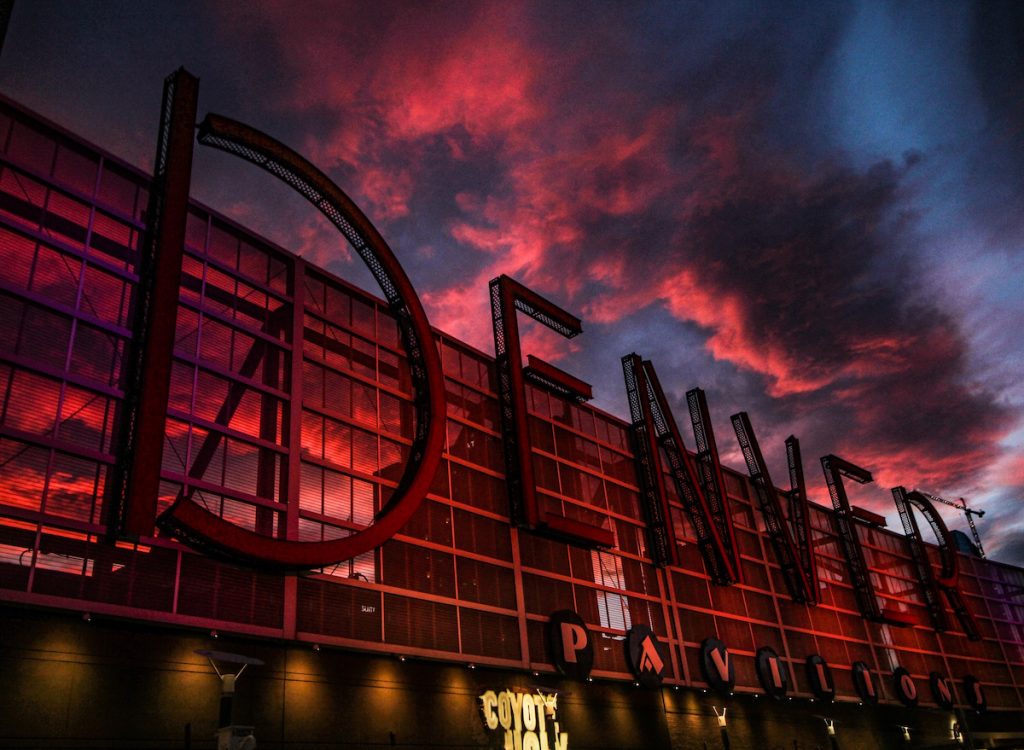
[547,610,594,681]
[626,625,667,687]
[479,689,568,750]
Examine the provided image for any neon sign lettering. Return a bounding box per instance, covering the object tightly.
[480,689,568,750]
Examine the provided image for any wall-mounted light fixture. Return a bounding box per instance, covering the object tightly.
[950,720,963,744]
[713,706,727,728]
[534,688,559,719]
[194,649,264,737]
[713,706,731,750]
[900,726,911,743]
[823,718,836,737]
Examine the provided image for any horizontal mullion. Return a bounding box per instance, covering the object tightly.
[299,452,390,487]
[162,470,286,513]
[527,406,635,460]
[387,530,516,571]
[177,294,293,352]
[0,212,139,284]
[303,353,411,403]
[534,483,634,527]
[0,506,105,537]
[173,351,290,402]
[0,154,145,230]
[446,410,501,439]
[443,452,505,481]
[166,406,290,455]
[0,350,123,400]
[438,363,498,400]
[301,302,404,359]
[301,401,413,448]
[519,564,664,605]
[0,423,115,465]
[186,243,293,306]
[0,276,132,339]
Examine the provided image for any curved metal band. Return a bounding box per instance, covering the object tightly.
[904,490,959,587]
[159,114,445,569]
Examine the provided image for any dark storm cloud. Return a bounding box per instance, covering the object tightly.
[970,1,1024,155]
[581,129,1012,495]
[545,7,1017,511]
[964,1,1024,252]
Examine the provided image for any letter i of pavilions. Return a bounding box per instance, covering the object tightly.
[490,276,614,547]
[731,413,817,604]
[621,355,742,581]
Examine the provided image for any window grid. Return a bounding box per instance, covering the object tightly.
[0,96,1020,706]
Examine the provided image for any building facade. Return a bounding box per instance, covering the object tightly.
[0,86,1022,749]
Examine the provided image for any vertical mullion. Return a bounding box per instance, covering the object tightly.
[281,255,305,638]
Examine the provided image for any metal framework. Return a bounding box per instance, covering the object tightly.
[622,355,740,580]
[893,487,981,640]
[109,69,198,539]
[172,305,289,540]
[820,455,883,621]
[785,436,819,600]
[0,90,1021,709]
[489,275,612,547]
[731,413,815,604]
[621,354,677,569]
[155,113,447,569]
[916,490,987,558]
[687,388,743,583]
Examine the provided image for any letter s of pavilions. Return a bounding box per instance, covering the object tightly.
[117,74,445,570]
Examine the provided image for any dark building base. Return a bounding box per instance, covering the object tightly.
[0,606,1021,750]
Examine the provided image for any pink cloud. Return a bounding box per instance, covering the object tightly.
[209,1,1018,544]
[223,2,543,224]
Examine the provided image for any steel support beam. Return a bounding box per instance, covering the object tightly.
[110,68,199,539]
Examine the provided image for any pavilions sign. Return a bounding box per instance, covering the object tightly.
[545,610,986,712]
[698,630,987,712]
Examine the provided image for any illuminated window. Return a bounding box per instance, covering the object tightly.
[592,550,631,633]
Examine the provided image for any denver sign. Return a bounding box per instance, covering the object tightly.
[115,70,981,645]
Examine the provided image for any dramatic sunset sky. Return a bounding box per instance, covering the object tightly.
[2,2,1022,563]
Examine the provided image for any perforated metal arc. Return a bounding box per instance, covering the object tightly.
[512,301,580,339]
[158,114,445,570]
[904,490,959,585]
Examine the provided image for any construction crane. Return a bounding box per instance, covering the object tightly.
[914,490,986,558]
